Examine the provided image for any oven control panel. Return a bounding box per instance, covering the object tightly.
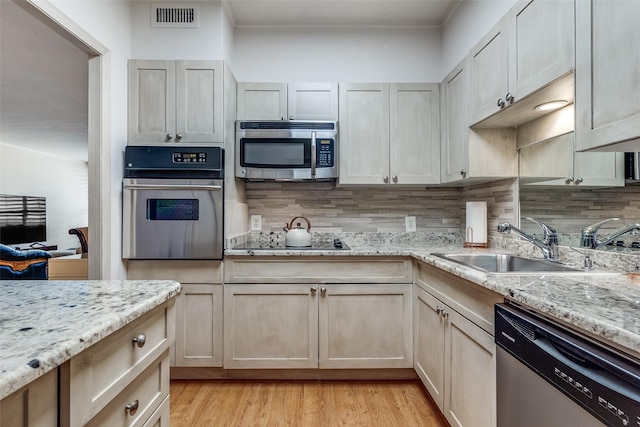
[173,152,207,163]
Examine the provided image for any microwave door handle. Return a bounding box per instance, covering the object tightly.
[311,131,317,178]
[123,183,222,191]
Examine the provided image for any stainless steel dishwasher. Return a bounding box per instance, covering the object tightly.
[495,302,640,427]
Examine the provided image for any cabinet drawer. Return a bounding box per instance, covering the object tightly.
[63,303,174,425]
[85,351,170,427]
[142,394,170,427]
[224,257,413,283]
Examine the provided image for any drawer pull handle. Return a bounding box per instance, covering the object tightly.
[132,333,146,348]
[125,399,139,416]
[320,287,327,296]
[311,286,317,294]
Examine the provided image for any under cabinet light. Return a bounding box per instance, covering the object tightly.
[534,100,569,111]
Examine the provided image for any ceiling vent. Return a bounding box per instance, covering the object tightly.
[151,3,199,28]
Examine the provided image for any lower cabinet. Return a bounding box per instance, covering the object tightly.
[174,284,223,367]
[0,369,58,427]
[60,301,175,427]
[224,283,413,369]
[414,262,500,427]
[127,261,224,368]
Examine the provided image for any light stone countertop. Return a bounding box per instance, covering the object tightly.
[226,237,640,360]
[0,280,181,400]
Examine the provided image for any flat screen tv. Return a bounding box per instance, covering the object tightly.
[0,194,47,245]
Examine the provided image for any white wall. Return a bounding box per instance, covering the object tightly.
[131,1,225,59]
[232,26,441,82]
[0,143,88,250]
[440,0,518,78]
[49,0,132,279]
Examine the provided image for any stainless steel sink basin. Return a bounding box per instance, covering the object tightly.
[432,253,582,274]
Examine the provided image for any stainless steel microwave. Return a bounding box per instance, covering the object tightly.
[235,121,338,181]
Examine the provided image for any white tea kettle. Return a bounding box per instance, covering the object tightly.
[283,216,312,247]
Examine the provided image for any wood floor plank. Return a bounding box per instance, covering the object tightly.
[170,380,448,426]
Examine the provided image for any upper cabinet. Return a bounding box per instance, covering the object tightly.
[339,83,440,186]
[575,0,640,151]
[519,132,625,188]
[470,0,574,126]
[237,82,338,121]
[441,60,517,185]
[128,60,224,144]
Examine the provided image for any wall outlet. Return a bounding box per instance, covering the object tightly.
[405,216,416,232]
[250,215,262,231]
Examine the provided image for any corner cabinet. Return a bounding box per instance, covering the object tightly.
[223,257,413,370]
[237,82,338,121]
[128,60,224,144]
[575,0,640,151]
[440,60,517,184]
[469,0,574,125]
[339,83,440,185]
[414,262,502,427]
[127,261,224,369]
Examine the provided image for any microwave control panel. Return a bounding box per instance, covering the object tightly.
[317,139,335,168]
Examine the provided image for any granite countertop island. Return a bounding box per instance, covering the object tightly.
[0,280,181,400]
[226,234,640,360]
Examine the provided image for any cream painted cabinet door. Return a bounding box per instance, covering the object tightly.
[288,83,338,121]
[390,84,440,185]
[414,285,445,410]
[237,82,287,120]
[338,83,390,184]
[469,21,509,125]
[1,369,57,427]
[175,60,224,143]
[444,307,496,427]
[128,60,223,144]
[174,284,223,367]
[508,0,574,102]
[441,61,470,183]
[223,284,319,369]
[575,0,640,151]
[128,60,176,144]
[319,284,413,369]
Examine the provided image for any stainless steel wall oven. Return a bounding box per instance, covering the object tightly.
[122,146,224,260]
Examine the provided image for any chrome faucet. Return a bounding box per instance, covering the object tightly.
[580,218,640,249]
[498,217,559,261]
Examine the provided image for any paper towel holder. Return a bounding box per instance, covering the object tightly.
[464,227,488,248]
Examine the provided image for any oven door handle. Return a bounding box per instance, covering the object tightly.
[123,183,222,191]
[311,131,317,178]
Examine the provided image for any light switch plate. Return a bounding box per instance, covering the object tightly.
[250,215,262,231]
[405,216,416,232]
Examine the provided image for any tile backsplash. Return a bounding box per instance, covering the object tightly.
[245,179,517,237]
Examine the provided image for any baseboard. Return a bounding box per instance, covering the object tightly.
[171,367,418,381]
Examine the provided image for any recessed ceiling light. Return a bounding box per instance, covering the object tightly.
[534,100,569,111]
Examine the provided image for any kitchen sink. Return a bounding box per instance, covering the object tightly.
[432,253,583,274]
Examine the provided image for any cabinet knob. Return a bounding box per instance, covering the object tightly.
[289,116,294,120]
[566,176,574,184]
[442,310,449,318]
[165,133,173,141]
[505,92,514,104]
[311,286,317,294]
[497,98,505,108]
[383,176,389,183]
[132,333,146,348]
[436,306,443,315]
[125,399,139,416]
[575,177,584,184]
[460,169,466,177]
[281,116,286,120]
[392,175,398,183]
[175,133,183,141]
[320,287,327,296]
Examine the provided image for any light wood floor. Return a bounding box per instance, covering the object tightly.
[170,380,448,426]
